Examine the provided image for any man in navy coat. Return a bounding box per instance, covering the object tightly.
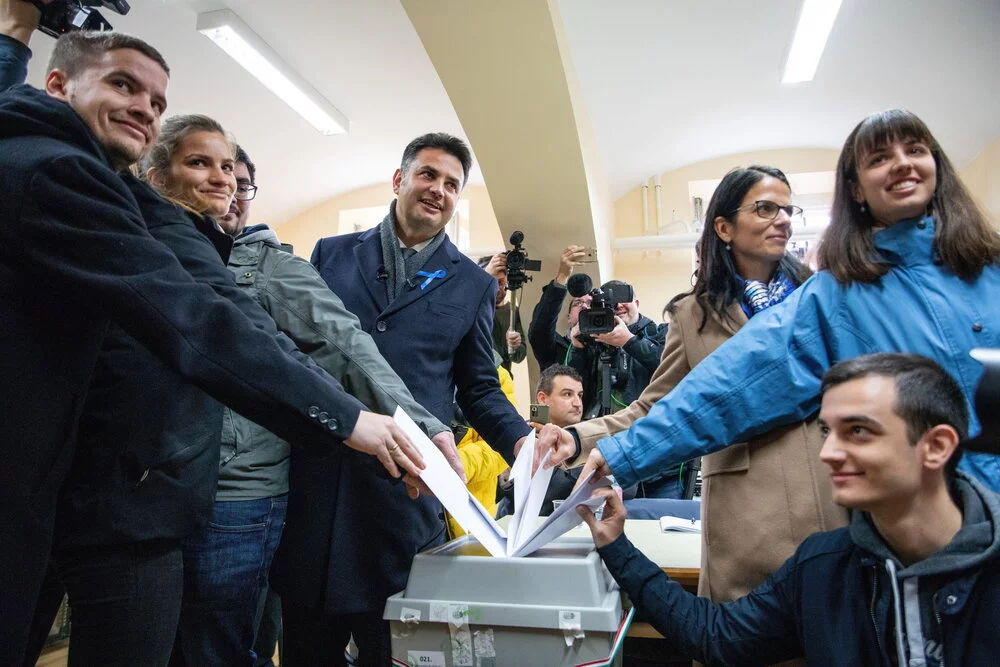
[275,133,532,665]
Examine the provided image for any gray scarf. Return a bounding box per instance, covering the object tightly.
[378,201,447,302]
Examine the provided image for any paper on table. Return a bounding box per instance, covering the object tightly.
[392,407,507,556]
[511,471,613,557]
[659,516,702,533]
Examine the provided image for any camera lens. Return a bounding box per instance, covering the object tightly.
[506,250,525,270]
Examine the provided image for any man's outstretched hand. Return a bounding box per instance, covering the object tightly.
[533,423,578,474]
[574,448,612,490]
[402,429,466,499]
[344,411,425,480]
[577,486,627,548]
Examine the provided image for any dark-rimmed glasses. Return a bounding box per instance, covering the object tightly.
[739,200,803,221]
[234,183,258,201]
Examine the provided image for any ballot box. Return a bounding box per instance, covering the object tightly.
[384,535,632,667]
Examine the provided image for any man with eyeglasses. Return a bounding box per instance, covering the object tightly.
[172,145,462,664]
[217,145,258,237]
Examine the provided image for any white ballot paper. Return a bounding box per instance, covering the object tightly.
[393,407,612,557]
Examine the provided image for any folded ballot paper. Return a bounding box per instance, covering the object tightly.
[393,407,612,557]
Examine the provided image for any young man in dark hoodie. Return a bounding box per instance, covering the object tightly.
[581,353,999,666]
[0,21,426,666]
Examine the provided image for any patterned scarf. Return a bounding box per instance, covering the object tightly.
[741,269,797,316]
[378,202,446,302]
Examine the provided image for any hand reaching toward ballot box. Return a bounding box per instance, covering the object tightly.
[344,411,425,480]
[403,429,467,499]
[533,425,613,493]
[532,423,580,473]
[577,486,627,548]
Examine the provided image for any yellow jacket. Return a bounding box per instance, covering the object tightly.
[446,366,515,539]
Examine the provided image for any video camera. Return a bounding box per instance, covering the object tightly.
[577,282,634,336]
[31,0,130,38]
[504,231,541,291]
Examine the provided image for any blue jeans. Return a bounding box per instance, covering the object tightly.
[172,495,287,667]
[641,473,685,499]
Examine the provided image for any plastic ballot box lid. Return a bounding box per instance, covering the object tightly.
[385,535,622,632]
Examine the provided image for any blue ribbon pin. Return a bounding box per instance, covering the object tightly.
[415,269,446,290]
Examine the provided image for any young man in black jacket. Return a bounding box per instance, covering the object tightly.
[581,353,1000,666]
[0,26,423,665]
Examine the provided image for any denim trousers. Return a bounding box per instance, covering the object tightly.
[26,539,184,667]
[640,471,686,499]
[172,494,287,667]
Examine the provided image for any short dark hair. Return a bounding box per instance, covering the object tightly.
[400,133,472,186]
[48,31,170,79]
[536,365,583,396]
[476,255,494,269]
[821,353,968,475]
[235,145,256,185]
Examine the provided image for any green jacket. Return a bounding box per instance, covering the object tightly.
[217,225,450,500]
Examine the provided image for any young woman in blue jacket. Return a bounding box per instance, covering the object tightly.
[547,108,1000,494]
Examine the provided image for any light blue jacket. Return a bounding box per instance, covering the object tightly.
[599,215,1000,491]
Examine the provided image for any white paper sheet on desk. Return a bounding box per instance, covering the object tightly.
[392,407,508,556]
[510,472,613,557]
[659,516,702,533]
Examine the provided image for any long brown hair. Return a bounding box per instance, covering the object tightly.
[820,109,999,283]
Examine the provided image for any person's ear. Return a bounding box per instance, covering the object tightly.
[146,167,165,190]
[392,168,403,195]
[45,69,71,102]
[535,392,547,405]
[713,216,733,245]
[919,424,961,472]
[851,181,866,205]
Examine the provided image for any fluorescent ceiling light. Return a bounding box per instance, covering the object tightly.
[197,9,348,135]
[782,0,843,84]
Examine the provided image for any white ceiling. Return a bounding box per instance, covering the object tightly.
[22,0,1000,223]
[558,0,1000,198]
[25,0,479,226]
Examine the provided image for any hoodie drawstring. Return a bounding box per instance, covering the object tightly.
[885,559,907,667]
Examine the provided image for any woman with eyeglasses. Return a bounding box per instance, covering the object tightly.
[542,166,846,624]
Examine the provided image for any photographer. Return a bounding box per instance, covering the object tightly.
[527,244,591,370]
[478,253,527,373]
[568,280,667,418]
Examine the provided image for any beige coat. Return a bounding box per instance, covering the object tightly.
[572,293,847,603]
